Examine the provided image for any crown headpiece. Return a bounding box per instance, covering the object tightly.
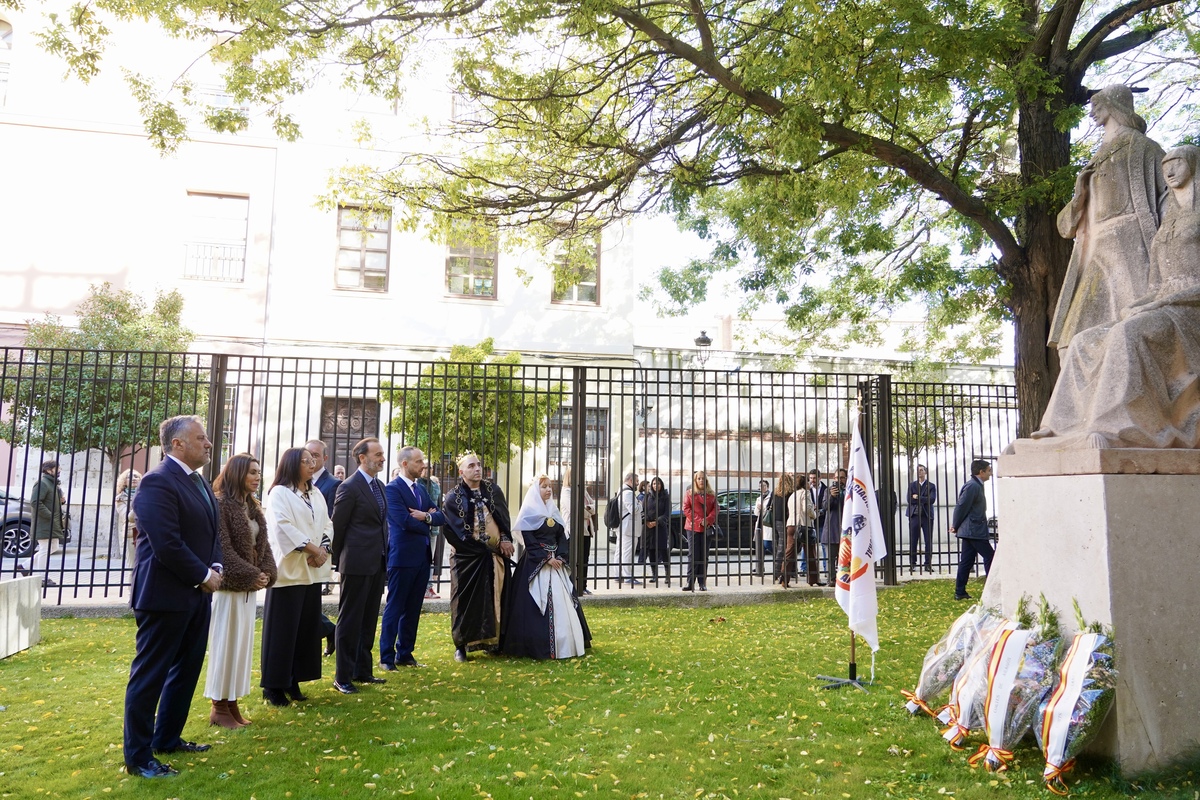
[456,449,481,467]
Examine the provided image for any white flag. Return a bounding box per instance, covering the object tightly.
[834,409,889,652]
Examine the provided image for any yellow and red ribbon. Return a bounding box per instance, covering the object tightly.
[967,744,1014,772]
[1043,758,1076,796]
[901,690,935,717]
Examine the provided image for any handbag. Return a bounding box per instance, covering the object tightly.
[705,523,721,546]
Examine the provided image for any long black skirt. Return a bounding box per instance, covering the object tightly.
[260,582,322,689]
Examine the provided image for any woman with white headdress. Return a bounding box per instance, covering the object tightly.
[502,475,591,659]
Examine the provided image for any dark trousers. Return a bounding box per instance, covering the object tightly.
[798,528,820,584]
[684,529,709,588]
[779,528,797,584]
[335,564,386,683]
[751,523,766,575]
[379,563,431,665]
[824,542,839,586]
[954,537,994,598]
[578,535,592,592]
[260,583,323,689]
[123,600,210,767]
[909,515,934,568]
[771,522,786,581]
[430,528,446,582]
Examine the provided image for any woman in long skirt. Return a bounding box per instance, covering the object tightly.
[261,448,333,707]
[205,453,276,728]
[503,476,590,659]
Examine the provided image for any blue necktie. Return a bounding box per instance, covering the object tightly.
[369,476,385,516]
[412,481,425,510]
[190,472,214,517]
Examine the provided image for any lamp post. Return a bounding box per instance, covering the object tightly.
[694,330,713,367]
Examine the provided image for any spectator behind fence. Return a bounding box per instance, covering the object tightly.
[261,448,332,707]
[617,473,642,586]
[503,475,591,659]
[560,466,595,596]
[752,479,771,577]
[25,459,66,585]
[950,459,994,602]
[205,453,276,729]
[641,477,671,586]
[115,468,142,546]
[906,464,937,572]
[806,469,829,573]
[333,464,346,480]
[786,474,821,588]
[821,468,848,586]
[770,472,793,584]
[681,471,717,592]
[123,415,222,779]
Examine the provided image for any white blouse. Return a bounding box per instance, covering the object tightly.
[265,484,333,587]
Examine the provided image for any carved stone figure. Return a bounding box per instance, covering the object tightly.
[1048,85,1168,350]
[1030,145,1200,449]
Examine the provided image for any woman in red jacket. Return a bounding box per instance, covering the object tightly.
[681,471,718,592]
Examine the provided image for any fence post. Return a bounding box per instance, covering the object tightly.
[874,375,898,586]
[205,354,229,480]
[569,366,588,591]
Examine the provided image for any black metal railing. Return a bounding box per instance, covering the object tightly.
[0,348,1016,603]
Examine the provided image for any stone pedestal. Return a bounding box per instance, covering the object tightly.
[1,576,42,659]
[988,449,1200,774]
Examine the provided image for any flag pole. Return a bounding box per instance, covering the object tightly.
[817,631,870,691]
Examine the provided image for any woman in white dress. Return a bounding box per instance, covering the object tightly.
[502,476,590,659]
[205,453,276,728]
[260,448,333,707]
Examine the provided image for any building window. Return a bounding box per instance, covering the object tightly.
[446,228,498,298]
[183,192,248,281]
[0,19,12,107]
[219,387,237,464]
[320,397,380,473]
[547,406,610,498]
[551,237,600,305]
[336,206,391,291]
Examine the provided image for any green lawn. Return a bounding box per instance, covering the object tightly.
[0,580,1193,799]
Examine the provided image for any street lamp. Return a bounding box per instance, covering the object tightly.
[694,330,713,367]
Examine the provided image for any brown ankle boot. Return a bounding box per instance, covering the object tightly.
[209,699,243,729]
[228,699,251,726]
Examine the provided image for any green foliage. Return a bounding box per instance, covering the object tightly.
[890,381,976,464]
[0,283,206,470]
[378,338,564,472]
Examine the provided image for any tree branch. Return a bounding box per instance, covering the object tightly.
[690,0,716,56]
[1050,0,1086,65]
[1070,0,1182,74]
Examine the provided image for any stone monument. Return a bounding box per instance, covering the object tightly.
[993,89,1200,772]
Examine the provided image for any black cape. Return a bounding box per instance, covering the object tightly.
[441,480,513,651]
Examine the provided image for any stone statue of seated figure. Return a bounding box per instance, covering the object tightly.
[1029,144,1200,449]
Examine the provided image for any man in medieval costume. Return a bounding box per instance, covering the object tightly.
[440,451,514,662]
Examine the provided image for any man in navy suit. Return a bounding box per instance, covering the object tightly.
[123,415,223,778]
[307,439,341,514]
[330,437,389,693]
[379,446,444,669]
[950,459,993,601]
[906,464,938,571]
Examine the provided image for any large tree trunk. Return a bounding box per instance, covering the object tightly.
[1010,91,1076,438]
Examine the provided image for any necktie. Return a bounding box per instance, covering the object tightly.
[412,481,425,510]
[190,472,214,517]
[369,477,385,516]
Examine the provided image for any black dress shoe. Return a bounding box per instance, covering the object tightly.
[454,648,468,663]
[155,740,211,754]
[378,663,398,671]
[681,585,694,592]
[955,593,972,601]
[332,680,359,694]
[323,636,335,657]
[399,658,426,668]
[263,688,290,707]
[355,675,386,684]
[698,585,708,592]
[286,683,308,702]
[126,758,178,778]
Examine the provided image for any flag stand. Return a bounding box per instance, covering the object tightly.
[817,632,871,692]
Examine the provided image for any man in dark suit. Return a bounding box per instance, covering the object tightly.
[806,469,828,575]
[379,446,444,670]
[307,439,341,514]
[950,459,993,601]
[906,464,938,571]
[123,415,223,778]
[330,437,388,693]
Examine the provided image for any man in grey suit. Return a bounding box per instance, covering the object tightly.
[950,459,993,601]
[330,437,388,693]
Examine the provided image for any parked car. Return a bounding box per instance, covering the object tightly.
[1,487,35,559]
[668,489,762,550]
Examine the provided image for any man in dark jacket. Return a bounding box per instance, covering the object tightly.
[950,459,993,601]
[906,465,938,571]
[26,459,65,584]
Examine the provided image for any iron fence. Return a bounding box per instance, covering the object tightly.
[0,348,1017,603]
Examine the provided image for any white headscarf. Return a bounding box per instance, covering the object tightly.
[512,478,566,533]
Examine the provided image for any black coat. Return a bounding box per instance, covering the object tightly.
[331,471,388,575]
[951,477,989,539]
